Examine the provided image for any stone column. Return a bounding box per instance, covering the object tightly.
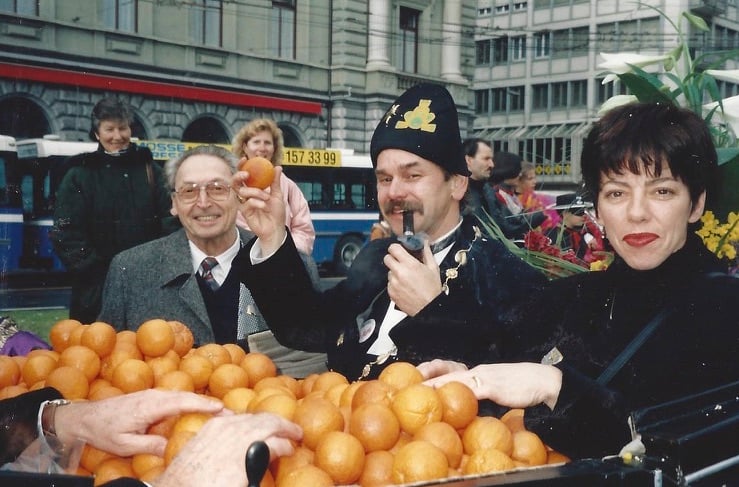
[441,0,465,83]
[366,0,392,69]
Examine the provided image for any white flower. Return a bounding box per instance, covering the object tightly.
[598,95,639,116]
[597,52,671,84]
[703,94,739,138]
[704,69,739,85]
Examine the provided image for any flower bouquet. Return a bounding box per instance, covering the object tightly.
[475,212,613,280]
[697,211,739,274]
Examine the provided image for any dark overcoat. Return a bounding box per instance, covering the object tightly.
[517,234,739,459]
[51,143,174,322]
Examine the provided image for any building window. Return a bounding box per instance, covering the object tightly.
[490,86,524,114]
[717,80,739,99]
[534,32,550,58]
[511,35,526,61]
[552,26,590,57]
[101,0,136,32]
[0,0,37,14]
[714,25,739,50]
[493,36,509,65]
[551,82,567,108]
[532,84,548,109]
[519,130,573,169]
[271,0,296,59]
[478,7,492,16]
[475,90,490,114]
[534,0,587,8]
[476,39,491,65]
[534,80,588,109]
[398,7,420,73]
[492,88,507,112]
[571,80,587,107]
[495,4,510,14]
[190,0,222,47]
[597,17,659,52]
[513,1,528,11]
[509,86,524,111]
[596,77,630,105]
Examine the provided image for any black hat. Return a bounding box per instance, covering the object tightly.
[549,193,593,213]
[370,83,469,176]
[490,151,522,184]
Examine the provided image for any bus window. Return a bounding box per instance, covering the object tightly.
[282,150,378,275]
[14,137,97,271]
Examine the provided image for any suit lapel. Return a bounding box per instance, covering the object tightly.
[159,230,213,332]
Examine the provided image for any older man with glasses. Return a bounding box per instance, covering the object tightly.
[98,145,327,376]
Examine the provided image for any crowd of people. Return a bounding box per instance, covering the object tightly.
[1,85,737,485]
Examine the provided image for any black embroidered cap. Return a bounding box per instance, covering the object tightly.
[549,193,594,214]
[370,83,470,176]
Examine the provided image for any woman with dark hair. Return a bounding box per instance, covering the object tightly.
[420,102,739,459]
[51,97,174,323]
[488,151,547,240]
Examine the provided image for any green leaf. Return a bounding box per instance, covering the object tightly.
[682,11,709,31]
[618,72,674,104]
[703,75,723,104]
[694,49,739,70]
[718,147,739,166]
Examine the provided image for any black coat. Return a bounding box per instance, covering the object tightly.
[516,233,739,459]
[487,184,547,240]
[235,217,547,380]
[51,143,174,323]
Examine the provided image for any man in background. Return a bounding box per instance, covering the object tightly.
[462,137,497,218]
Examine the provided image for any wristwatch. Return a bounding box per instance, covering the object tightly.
[41,398,71,438]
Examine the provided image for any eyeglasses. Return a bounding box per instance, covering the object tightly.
[173,181,232,203]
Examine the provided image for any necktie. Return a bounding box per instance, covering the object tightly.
[199,257,220,291]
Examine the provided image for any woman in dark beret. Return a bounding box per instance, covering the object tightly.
[421,101,739,460]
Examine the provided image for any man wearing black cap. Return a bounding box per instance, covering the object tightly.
[232,83,546,380]
[546,193,605,261]
[488,151,547,240]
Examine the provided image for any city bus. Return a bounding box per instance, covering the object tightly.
[0,135,20,274]
[280,148,377,275]
[13,136,98,273]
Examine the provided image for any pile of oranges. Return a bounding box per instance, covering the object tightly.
[0,318,569,486]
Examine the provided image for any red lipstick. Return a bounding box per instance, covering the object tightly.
[623,233,658,247]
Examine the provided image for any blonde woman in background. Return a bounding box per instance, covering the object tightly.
[516,161,559,231]
[232,119,326,375]
[232,118,316,257]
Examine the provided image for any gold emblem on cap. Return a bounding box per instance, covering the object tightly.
[395,99,437,133]
[383,104,399,126]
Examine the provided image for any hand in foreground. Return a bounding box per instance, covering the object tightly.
[233,166,287,254]
[422,362,563,410]
[55,390,225,457]
[154,413,301,487]
[384,242,441,316]
[416,358,469,379]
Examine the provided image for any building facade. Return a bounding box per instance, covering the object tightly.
[0,0,737,188]
[0,0,476,152]
[472,0,739,188]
